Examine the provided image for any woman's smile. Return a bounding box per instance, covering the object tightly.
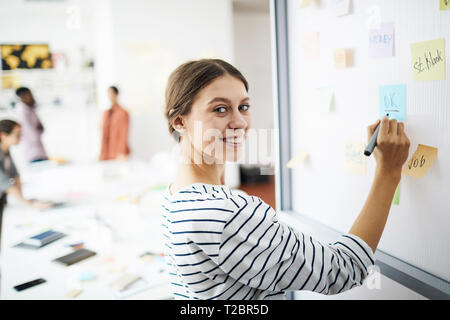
[222,135,244,148]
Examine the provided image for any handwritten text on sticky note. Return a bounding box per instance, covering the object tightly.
[369,22,394,58]
[379,84,406,121]
[411,38,446,81]
[441,0,450,10]
[344,142,366,175]
[402,144,438,178]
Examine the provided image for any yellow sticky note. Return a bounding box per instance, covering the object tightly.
[403,144,438,178]
[300,0,313,8]
[108,264,126,274]
[411,38,446,81]
[65,288,82,298]
[287,148,309,168]
[334,49,352,68]
[440,0,450,10]
[344,142,366,175]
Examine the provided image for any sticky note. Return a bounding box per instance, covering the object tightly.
[441,0,450,10]
[301,32,320,61]
[344,142,366,175]
[410,38,446,81]
[312,86,334,112]
[287,148,309,168]
[392,184,400,205]
[402,144,438,178]
[334,49,352,68]
[65,288,82,298]
[300,0,313,8]
[331,0,350,17]
[369,22,395,58]
[108,264,126,274]
[79,271,96,282]
[379,84,406,121]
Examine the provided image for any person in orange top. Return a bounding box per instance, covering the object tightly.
[99,86,130,161]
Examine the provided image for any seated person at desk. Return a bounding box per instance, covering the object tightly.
[15,87,48,163]
[162,59,410,300]
[0,120,53,238]
[99,86,130,161]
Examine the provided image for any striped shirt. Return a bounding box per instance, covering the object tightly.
[161,183,375,300]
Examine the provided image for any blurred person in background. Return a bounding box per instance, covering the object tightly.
[15,87,48,163]
[99,86,130,161]
[0,120,53,243]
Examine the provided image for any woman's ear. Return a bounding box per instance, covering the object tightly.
[172,116,186,134]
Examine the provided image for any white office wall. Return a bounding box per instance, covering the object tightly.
[0,0,99,170]
[0,0,234,165]
[106,0,234,161]
[232,2,275,169]
[233,8,274,132]
[0,0,94,55]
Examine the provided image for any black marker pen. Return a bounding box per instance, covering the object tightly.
[364,114,388,157]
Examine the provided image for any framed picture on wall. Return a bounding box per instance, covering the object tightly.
[1,44,53,70]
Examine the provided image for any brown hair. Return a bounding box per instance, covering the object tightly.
[109,86,119,95]
[164,59,248,142]
[0,119,20,142]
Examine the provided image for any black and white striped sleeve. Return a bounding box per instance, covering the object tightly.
[218,194,376,295]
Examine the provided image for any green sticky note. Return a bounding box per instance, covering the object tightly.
[411,38,446,81]
[151,183,168,191]
[441,0,450,10]
[312,86,334,112]
[393,184,400,205]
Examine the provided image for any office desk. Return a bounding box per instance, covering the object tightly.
[0,160,172,300]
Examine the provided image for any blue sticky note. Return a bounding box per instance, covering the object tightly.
[79,271,96,282]
[379,84,406,121]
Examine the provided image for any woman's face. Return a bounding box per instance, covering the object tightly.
[179,74,251,164]
[108,88,118,104]
[2,126,22,147]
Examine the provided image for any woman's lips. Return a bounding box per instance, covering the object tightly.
[222,136,244,147]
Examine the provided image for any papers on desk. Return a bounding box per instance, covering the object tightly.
[109,271,168,299]
[14,229,66,249]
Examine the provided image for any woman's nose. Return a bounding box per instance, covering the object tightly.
[228,109,248,129]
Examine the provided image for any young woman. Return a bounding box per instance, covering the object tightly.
[0,120,53,240]
[99,86,130,161]
[162,59,410,300]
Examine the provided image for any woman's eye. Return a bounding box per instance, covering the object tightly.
[215,106,227,113]
[240,104,250,111]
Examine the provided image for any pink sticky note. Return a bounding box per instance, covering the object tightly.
[369,22,395,58]
[301,32,320,61]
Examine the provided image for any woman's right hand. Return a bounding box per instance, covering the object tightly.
[27,199,54,210]
[367,116,411,177]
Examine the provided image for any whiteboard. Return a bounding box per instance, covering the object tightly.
[283,0,450,285]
